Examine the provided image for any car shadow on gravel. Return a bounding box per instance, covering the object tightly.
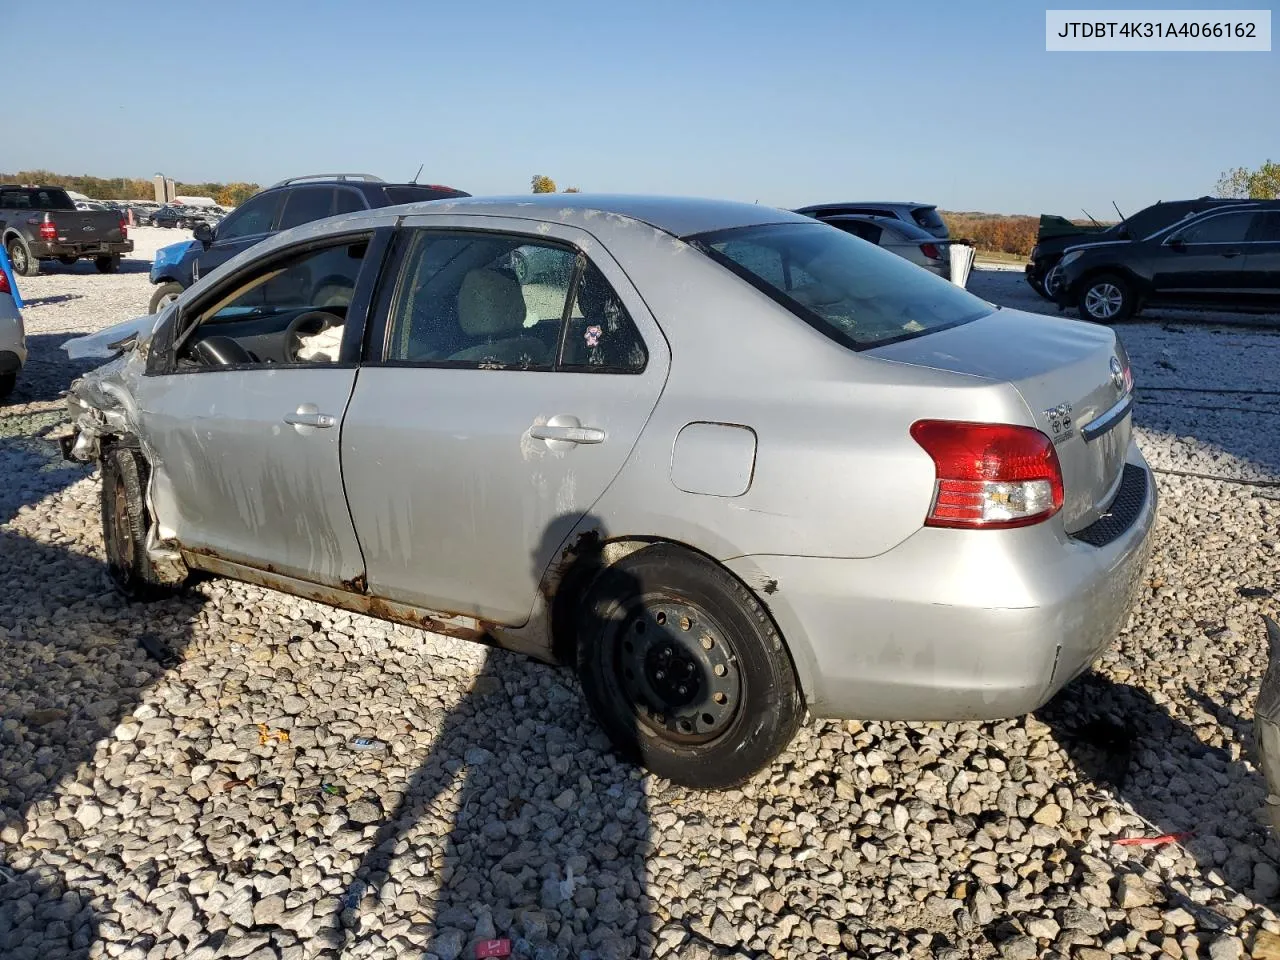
[0,529,205,960]
[330,520,659,960]
[35,260,152,276]
[1039,670,1276,899]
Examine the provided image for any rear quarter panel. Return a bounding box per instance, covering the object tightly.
[582,229,1032,560]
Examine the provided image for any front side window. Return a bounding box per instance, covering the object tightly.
[1177,211,1254,245]
[217,192,281,241]
[692,221,991,349]
[176,238,369,368]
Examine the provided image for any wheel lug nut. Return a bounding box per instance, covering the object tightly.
[655,670,665,680]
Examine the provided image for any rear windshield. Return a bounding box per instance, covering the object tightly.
[382,185,471,205]
[690,221,991,349]
[0,187,76,211]
[911,206,946,230]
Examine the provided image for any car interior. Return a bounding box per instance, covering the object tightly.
[179,241,366,367]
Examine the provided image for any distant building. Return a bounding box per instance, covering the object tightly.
[152,175,177,203]
[175,196,218,208]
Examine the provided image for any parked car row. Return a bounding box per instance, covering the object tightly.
[65,192,1154,787]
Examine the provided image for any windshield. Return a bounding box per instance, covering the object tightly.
[690,221,992,349]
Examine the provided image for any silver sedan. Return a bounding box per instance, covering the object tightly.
[0,267,25,399]
[63,194,1155,788]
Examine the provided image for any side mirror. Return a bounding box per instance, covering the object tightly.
[1169,236,1186,251]
[192,221,214,246]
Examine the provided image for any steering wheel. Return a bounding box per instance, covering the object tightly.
[284,310,340,361]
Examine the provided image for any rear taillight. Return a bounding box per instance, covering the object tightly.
[39,217,57,241]
[920,243,942,260]
[120,217,128,239]
[0,270,9,295]
[910,420,1064,529]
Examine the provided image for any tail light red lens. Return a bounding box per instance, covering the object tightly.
[39,218,57,241]
[920,243,942,260]
[910,420,1064,529]
[0,270,9,295]
[120,217,129,239]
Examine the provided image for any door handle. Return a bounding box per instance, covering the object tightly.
[529,424,606,444]
[284,406,336,428]
[1223,248,1242,259]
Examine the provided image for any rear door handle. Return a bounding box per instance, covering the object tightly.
[1223,248,1242,259]
[530,424,606,444]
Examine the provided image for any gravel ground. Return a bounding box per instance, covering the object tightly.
[2,234,1279,960]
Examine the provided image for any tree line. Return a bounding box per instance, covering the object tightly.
[0,170,261,207]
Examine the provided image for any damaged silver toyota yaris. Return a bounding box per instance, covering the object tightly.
[64,195,1156,788]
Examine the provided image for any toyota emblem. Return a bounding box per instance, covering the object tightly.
[1109,356,1125,390]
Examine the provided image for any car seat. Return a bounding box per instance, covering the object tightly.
[447,269,549,367]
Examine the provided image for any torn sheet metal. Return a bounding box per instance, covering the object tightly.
[62,313,160,360]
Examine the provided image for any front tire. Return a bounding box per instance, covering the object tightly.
[95,255,120,274]
[7,238,40,277]
[1077,273,1135,323]
[576,543,804,789]
[148,281,184,314]
[100,445,187,601]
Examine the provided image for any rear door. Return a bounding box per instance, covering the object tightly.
[1241,211,1280,310]
[1151,210,1253,305]
[341,216,669,624]
[193,190,283,282]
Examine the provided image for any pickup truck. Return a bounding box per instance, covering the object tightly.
[0,185,134,276]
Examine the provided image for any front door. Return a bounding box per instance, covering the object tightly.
[341,219,669,624]
[138,231,382,586]
[1151,209,1253,306]
[192,189,283,282]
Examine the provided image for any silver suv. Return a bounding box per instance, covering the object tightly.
[795,200,950,239]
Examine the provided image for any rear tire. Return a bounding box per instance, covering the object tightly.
[100,445,188,601]
[1077,273,1135,323]
[576,543,804,789]
[148,282,183,314]
[7,238,40,276]
[95,255,120,274]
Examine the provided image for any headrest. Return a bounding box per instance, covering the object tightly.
[458,269,527,337]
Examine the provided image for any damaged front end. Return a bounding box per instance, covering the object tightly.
[60,313,160,465]
[1256,616,1280,832]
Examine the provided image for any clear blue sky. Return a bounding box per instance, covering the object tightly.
[6,0,1276,215]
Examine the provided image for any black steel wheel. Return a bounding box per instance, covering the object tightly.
[100,445,187,601]
[576,543,803,788]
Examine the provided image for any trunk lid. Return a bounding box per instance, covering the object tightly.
[871,308,1133,533]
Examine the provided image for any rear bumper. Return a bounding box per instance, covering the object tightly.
[0,305,25,370]
[726,444,1157,720]
[31,240,133,259]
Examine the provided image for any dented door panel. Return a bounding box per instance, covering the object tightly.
[134,367,365,587]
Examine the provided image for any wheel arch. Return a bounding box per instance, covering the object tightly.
[545,533,812,709]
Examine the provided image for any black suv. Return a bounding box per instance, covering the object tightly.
[147,174,468,313]
[1027,196,1255,300]
[1056,201,1280,322]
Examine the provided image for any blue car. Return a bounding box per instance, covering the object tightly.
[147,174,468,313]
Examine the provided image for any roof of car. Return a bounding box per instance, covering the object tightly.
[387,193,811,238]
[796,201,936,211]
[822,213,937,239]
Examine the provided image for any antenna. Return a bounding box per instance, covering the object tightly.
[1112,200,1127,222]
[1081,208,1101,227]
[411,163,424,185]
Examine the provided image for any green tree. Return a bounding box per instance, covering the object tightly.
[1215,160,1280,199]
[214,182,261,207]
[531,174,557,194]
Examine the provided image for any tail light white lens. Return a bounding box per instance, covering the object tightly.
[910,420,1064,529]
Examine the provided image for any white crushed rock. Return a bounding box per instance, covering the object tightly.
[0,259,1278,960]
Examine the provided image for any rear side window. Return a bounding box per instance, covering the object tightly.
[911,206,946,231]
[829,220,883,244]
[334,189,366,215]
[278,187,336,230]
[0,188,75,210]
[383,185,470,205]
[692,221,991,349]
[1249,212,1280,242]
